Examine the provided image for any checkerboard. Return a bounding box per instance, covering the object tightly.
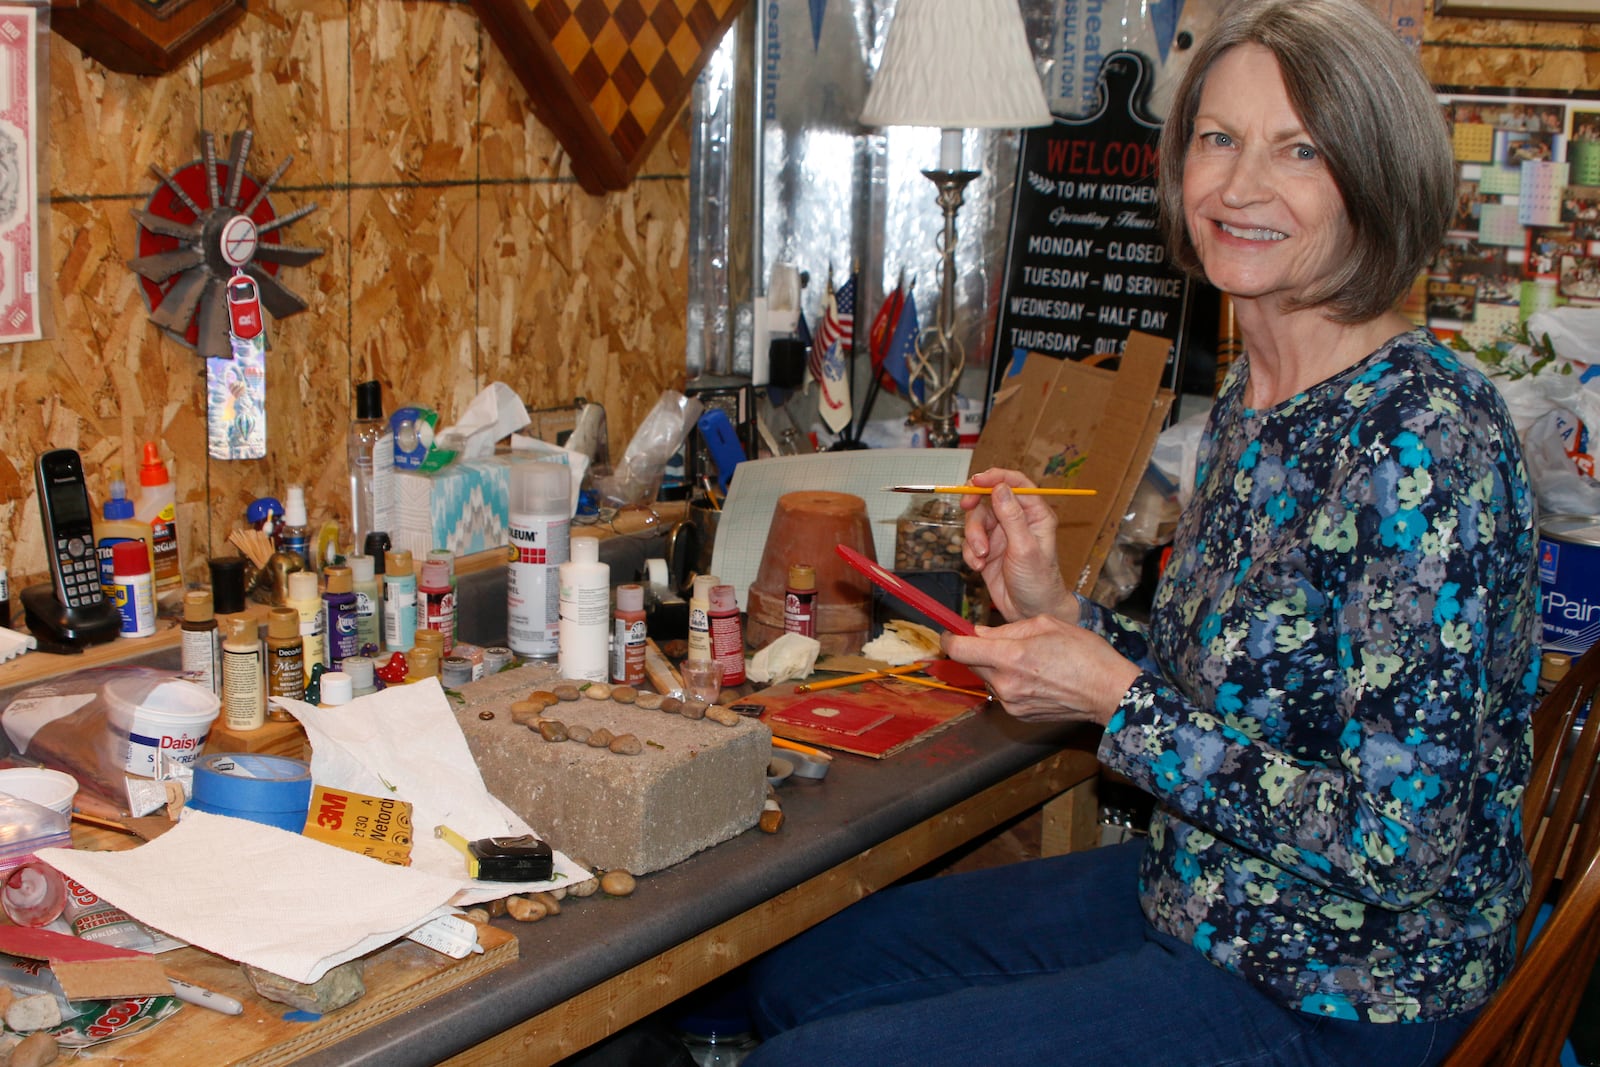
[475,0,745,194]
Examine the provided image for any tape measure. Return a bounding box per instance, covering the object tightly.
[190,753,314,831]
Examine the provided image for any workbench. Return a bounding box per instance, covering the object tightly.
[0,544,1104,1065]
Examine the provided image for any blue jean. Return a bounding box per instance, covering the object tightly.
[744,841,1473,1067]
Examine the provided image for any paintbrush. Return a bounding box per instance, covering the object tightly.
[885,485,1096,496]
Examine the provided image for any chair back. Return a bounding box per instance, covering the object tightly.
[1442,643,1600,1067]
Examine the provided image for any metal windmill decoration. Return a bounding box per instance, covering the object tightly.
[128,129,324,357]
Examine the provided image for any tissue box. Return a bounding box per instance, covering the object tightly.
[393,453,579,560]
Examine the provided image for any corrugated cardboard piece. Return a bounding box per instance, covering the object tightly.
[971,330,1175,594]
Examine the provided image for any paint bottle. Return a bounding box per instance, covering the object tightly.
[343,655,377,697]
[221,616,266,732]
[611,583,647,686]
[266,605,305,717]
[686,573,718,662]
[383,549,417,652]
[287,570,325,670]
[783,563,818,638]
[322,564,359,669]
[349,554,382,656]
[507,461,571,660]
[558,535,610,683]
[348,380,395,548]
[95,468,154,594]
[109,540,156,639]
[418,559,455,654]
[709,583,745,687]
[134,443,182,595]
[276,485,312,571]
[180,589,221,695]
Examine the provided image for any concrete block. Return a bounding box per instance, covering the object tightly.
[453,664,770,875]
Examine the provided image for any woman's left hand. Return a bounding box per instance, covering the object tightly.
[944,615,1143,727]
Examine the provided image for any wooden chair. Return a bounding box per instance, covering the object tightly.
[1442,644,1600,1067]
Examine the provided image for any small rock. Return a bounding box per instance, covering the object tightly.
[586,727,615,749]
[478,710,495,720]
[611,686,638,704]
[464,907,490,923]
[528,690,559,707]
[634,691,663,710]
[506,895,549,922]
[600,870,637,897]
[680,700,707,720]
[245,960,366,1013]
[510,704,544,726]
[9,1032,60,1067]
[609,733,643,755]
[660,696,683,714]
[583,682,612,700]
[552,683,582,702]
[567,875,601,898]
[533,891,562,915]
[538,720,570,742]
[706,706,741,727]
[567,723,593,743]
[4,994,60,1033]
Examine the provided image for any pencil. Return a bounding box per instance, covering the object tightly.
[888,673,992,700]
[886,485,1096,497]
[771,736,834,761]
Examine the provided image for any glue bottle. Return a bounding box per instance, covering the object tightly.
[95,467,154,594]
[558,535,609,683]
[134,443,182,595]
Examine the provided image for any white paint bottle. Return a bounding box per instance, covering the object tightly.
[558,534,609,683]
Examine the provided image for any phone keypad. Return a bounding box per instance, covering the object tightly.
[57,534,103,608]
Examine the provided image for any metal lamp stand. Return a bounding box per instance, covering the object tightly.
[907,168,980,448]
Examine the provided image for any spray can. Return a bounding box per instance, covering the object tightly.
[266,605,305,715]
[783,564,818,638]
[349,554,382,656]
[418,559,455,654]
[222,617,266,731]
[180,589,221,694]
[507,462,571,659]
[709,583,745,687]
[558,535,610,683]
[322,564,359,669]
[109,540,156,639]
[611,583,647,686]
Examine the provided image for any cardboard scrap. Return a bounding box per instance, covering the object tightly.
[0,923,169,1002]
[971,330,1174,594]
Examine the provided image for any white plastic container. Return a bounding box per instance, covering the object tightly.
[0,767,78,817]
[558,534,610,682]
[103,675,221,776]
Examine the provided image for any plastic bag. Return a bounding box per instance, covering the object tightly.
[593,391,704,508]
[1524,406,1600,516]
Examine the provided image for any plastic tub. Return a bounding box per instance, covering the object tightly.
[0,767,78,817]
[102,676,221,776]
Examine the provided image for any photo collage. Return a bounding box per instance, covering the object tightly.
[1428,89,1600,349]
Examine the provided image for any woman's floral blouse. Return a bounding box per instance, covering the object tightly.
[1087,330,1539,1023]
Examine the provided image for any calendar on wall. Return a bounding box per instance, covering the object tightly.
[1429,86,1600,348]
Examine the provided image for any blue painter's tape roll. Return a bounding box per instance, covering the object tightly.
[190,753,313,832]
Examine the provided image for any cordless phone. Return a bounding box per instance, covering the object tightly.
[19,449,118,652]
[35,449,104,610]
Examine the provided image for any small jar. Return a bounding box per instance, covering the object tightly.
[894,496,965,572]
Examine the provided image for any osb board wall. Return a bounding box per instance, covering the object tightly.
[0,0,690,592]
[0,3,1596,595]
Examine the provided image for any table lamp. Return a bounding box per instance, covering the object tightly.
[860,0,1051,447]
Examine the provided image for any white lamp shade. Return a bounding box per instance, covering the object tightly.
[860,0,1052,130]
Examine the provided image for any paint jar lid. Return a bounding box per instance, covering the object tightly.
[407,646,439,679]
[288,571,319,603]
[414,628,445,656]
[349,555,375,584]
[511,461,571,515]
[572,536,600,565]
[364,532,391,568]
[184,589,214,622]
[342,656,376,694]
[421,560,450,588]
[385,548,413,576]
[113,539,150,575]
[787,564,815,591]
[267,606,299,640]
[710,584,737,612]
[321,672,353,706]
[325,565,353,594]
[616,584,643,612]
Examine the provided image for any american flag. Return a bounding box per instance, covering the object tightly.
[809,273,856,382]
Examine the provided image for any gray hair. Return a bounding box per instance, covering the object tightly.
[1157,0,1453,323]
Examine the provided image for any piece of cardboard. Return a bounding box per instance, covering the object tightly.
[971,331,1174,594]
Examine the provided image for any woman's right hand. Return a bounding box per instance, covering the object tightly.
[960,468,1075,624]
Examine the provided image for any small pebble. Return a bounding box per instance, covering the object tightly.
[612,686,638,704]
[538,720,570,742]
[511,705,543,726]
[583,682,612,700]
[529,690,559,707]
[506,895,548,922]
[567,876,600,898]
[553,683,581,702]
[706,706,740,727]
[680,700,707,720]
[660,696,683,714]
[609,733,643,755]
[567,723,593,743]
[587,727,615,749]
[533,891,562,915]
[478,710,495,720]
[600,870,637,897]
[634,691,663,710]
[10,1032,60,1067]
[464,907,490,924]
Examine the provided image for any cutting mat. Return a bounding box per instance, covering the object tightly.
[473,0,748,194]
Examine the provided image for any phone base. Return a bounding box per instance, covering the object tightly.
[20,583,120,654]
